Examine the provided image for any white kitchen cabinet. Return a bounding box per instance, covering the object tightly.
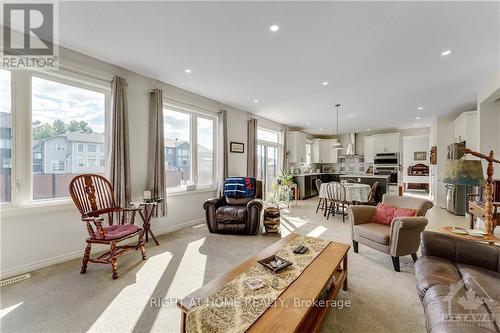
[373,133,400,154]
[287,131,307,163]
[364,136,374,163]
[311,138,339,163]
[312,139,321,163]
[453,111,477,150]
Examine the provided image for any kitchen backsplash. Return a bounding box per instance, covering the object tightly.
[289,159,371,174]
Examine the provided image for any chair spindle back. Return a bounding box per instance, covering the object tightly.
[69,174,117,217]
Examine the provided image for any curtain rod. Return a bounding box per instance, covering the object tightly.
[157,93,222,114]
[58,62,114,83]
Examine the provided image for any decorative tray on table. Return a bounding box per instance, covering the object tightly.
[258,255,292,273]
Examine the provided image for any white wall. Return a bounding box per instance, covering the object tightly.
[477,88,500,179]
[0,46,281,278]
[402,135,430,169]
[429,113,457,208]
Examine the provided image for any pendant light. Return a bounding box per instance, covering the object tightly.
[334,104,342,147]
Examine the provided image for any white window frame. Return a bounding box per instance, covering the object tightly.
[1,68,111,209]
[163,103,217,194]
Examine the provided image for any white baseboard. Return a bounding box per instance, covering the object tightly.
[0,218,205,280]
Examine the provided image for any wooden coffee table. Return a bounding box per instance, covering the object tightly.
[177,233,349,333]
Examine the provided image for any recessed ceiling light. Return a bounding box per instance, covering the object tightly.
[322,81,328,86]
[345,114,356,118]
[184,69,192,73]
[413,123,419,127]
[319,128,323,131]
[416,116,421,120]
[441,50,452,56]
[253,99,259,103]
[269,25,280,32]
[306,122,311,126]
[366,129,371,132]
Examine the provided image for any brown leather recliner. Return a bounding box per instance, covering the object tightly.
[203,180,263,235]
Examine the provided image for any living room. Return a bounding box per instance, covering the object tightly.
[1,1,499,333]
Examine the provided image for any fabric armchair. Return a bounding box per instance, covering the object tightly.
[203,180,263,235]
[349,195,433,271]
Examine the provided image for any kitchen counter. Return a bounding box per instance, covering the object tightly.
[339,174,391,179]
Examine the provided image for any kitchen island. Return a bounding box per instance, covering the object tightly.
[339,174,391,203]
[292,173,342,199]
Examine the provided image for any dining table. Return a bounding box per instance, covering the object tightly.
[319,182,371,216]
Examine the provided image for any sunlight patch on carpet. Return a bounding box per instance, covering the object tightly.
[88,252,173,333]
[150,237,208,332]
[307,225,328,238]
[0,302,23,320]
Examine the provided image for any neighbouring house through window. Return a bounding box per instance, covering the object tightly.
[163,106,216,192]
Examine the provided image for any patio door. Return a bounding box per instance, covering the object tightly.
[257,144,279,200]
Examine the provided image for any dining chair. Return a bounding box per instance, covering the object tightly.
[315,178,325,213]
[69,174,146,279]
[326,182,349,222]
[362,181,379,206]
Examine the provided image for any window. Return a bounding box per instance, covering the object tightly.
[257,128,282,199]
[197,117,214,186]
[32,75,107,200]
[164,109,191,189]
[0,69,11,203]
[164,107,216,191]
[1,70,109,206]
[52,143,65,151]
[86,157,97,168]
[258,128,280,143]
[51,160,66,172]
[87,144,97,153]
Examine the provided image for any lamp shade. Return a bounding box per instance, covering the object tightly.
[439,159,486,187]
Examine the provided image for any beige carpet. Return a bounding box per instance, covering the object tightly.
[0,197,466,333]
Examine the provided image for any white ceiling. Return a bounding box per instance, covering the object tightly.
[58,1,499,135]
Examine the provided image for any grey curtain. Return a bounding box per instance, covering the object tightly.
[281,128,288,173]
[146,89,167,216]
[216,110,228,195]
[247,118,258,177]
[107,76,131,208]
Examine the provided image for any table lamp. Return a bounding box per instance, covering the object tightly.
[439,148,499,235]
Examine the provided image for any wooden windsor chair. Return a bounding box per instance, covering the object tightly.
[69,174,146,279]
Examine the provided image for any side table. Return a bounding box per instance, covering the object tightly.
[130,198,164,246]
[439,226,500,246]
[263,207,281,234]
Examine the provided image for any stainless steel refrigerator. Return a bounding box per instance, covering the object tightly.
[444,142,475,215]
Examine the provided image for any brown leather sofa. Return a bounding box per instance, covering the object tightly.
[348,195,433,271]
[416,231,500,332]
[203,180,263,235]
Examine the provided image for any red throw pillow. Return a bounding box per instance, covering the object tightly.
[393,207,418,219]
[372,203,396,225]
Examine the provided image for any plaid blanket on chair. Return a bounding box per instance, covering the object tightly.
[224,177,256,198]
